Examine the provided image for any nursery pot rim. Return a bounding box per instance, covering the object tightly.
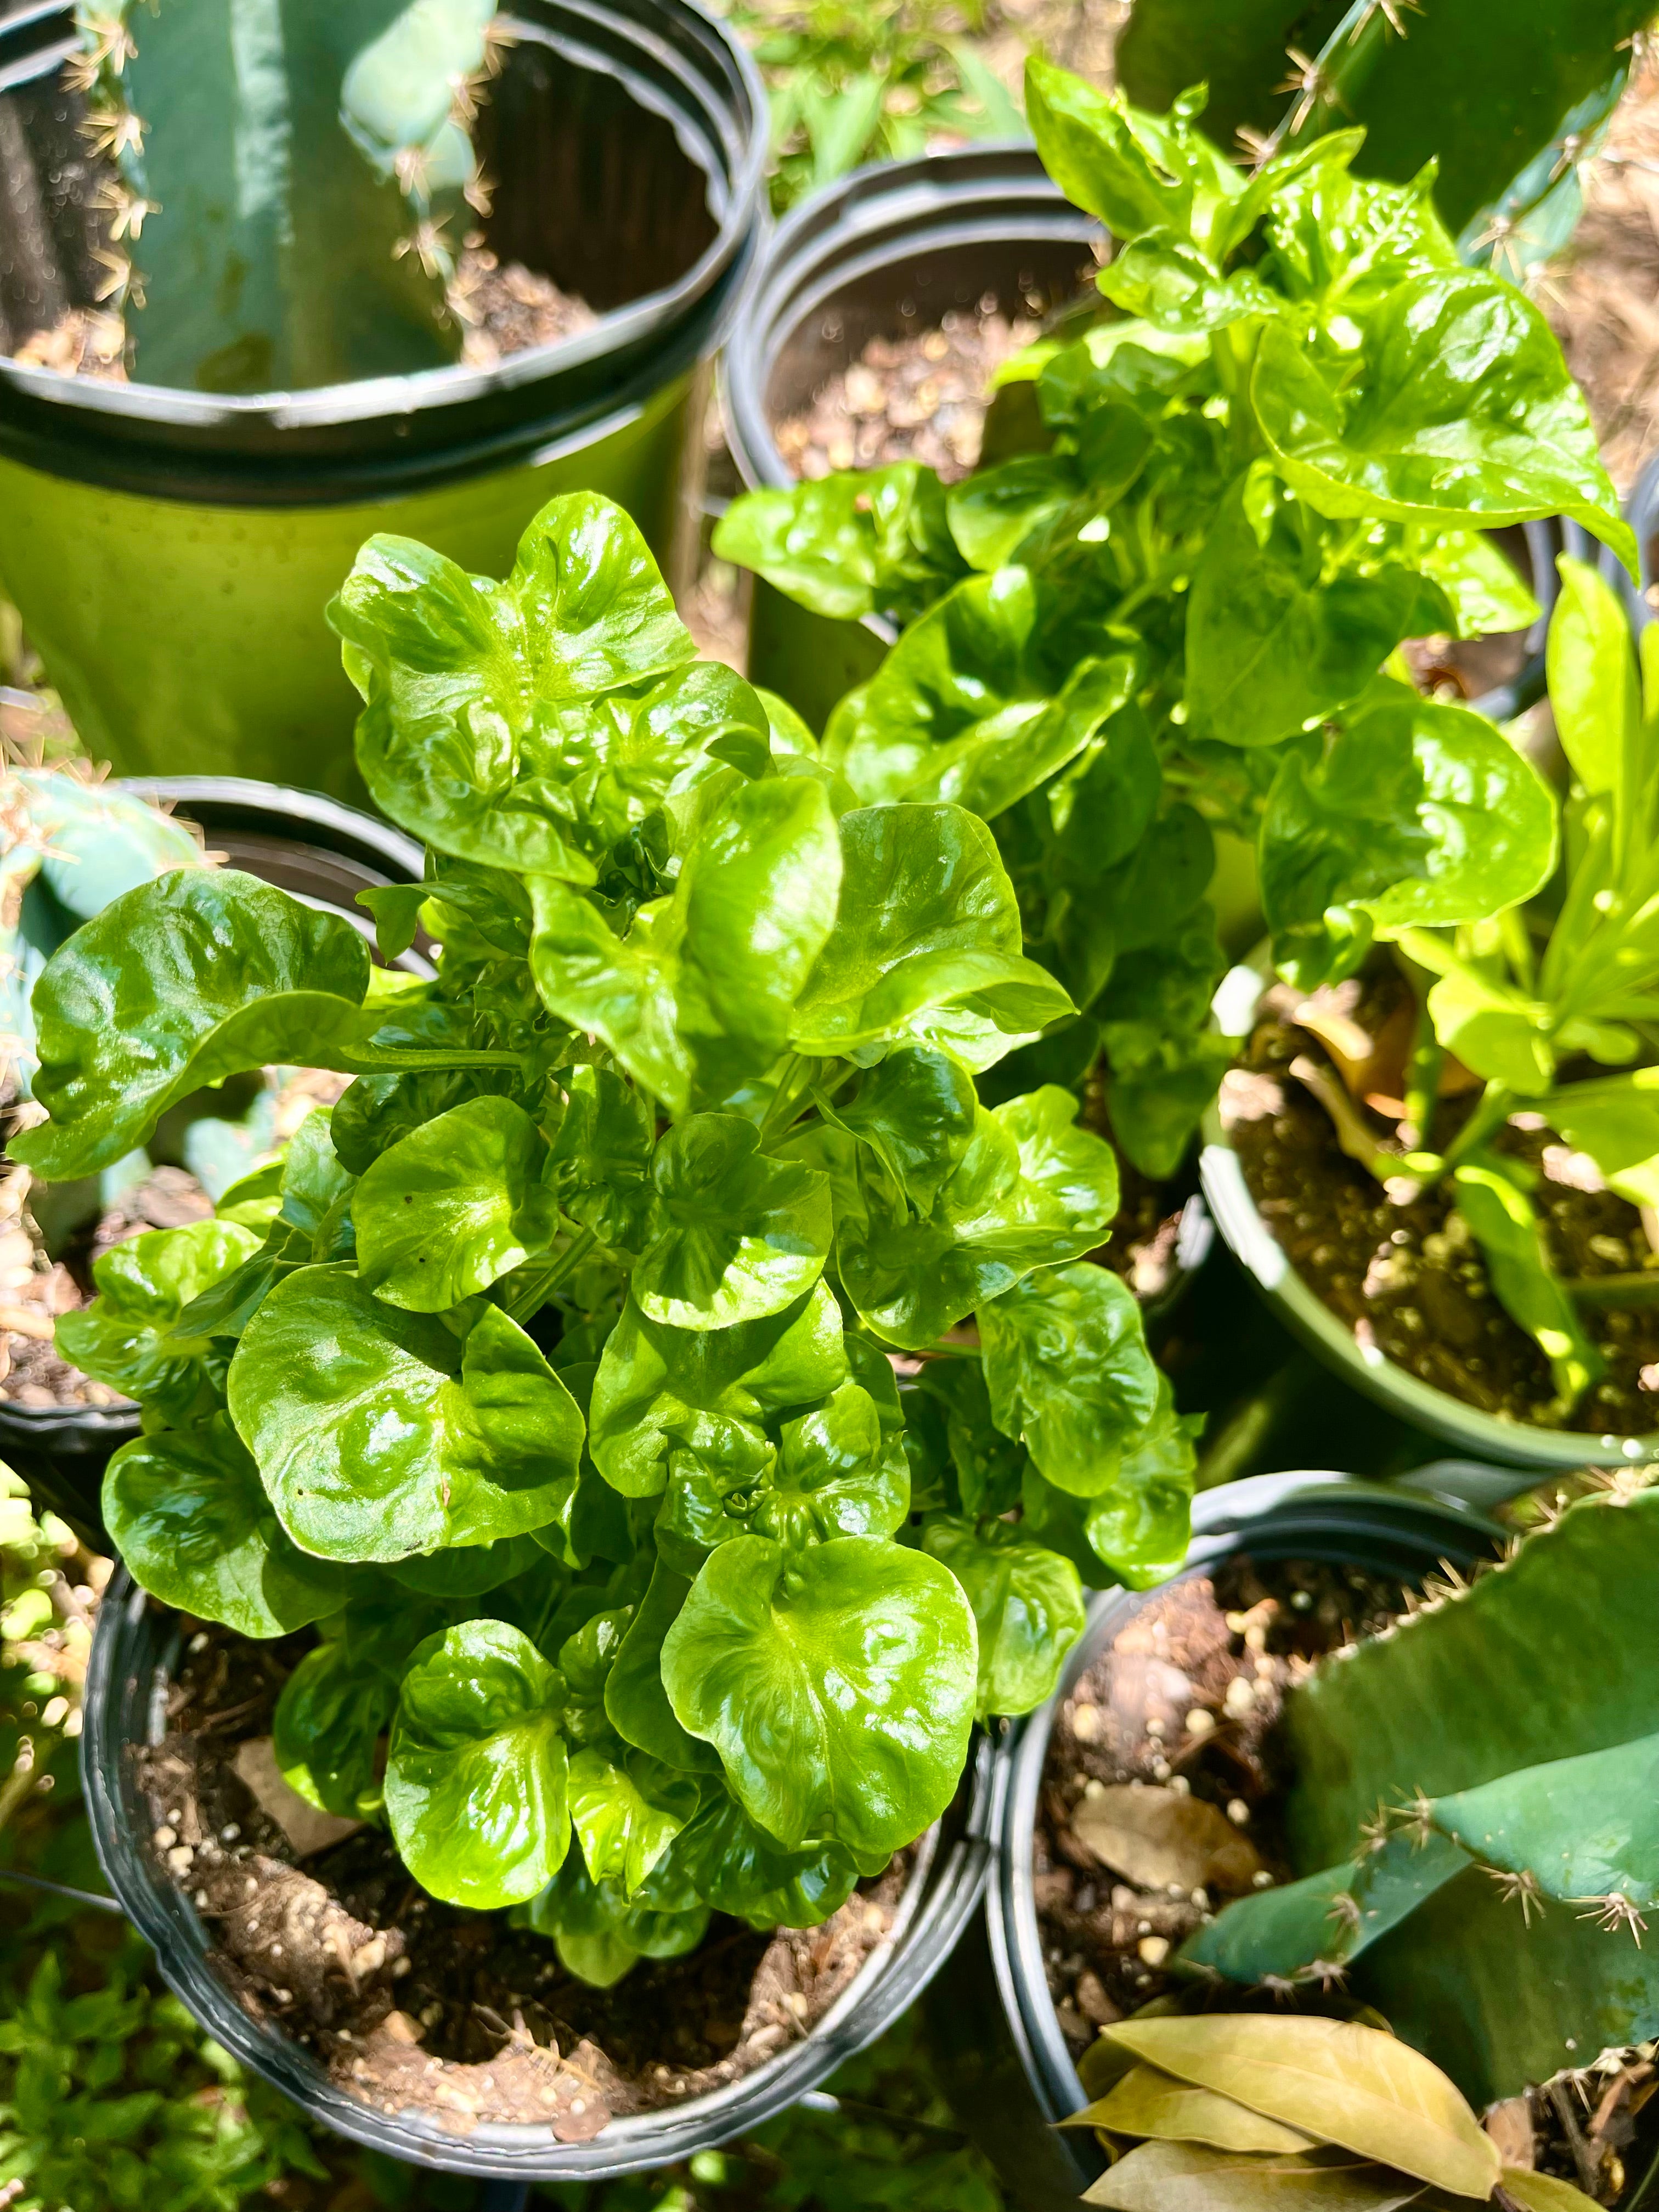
[720,140,1102,500]
[81,1571,994,2176]
[987,1470,1508,2179]
[0,0,766,499]
[1200,955,1659,1473]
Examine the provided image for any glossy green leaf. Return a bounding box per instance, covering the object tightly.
[1080,2063,1315,2152]
[1252,276,1634,572]
[823,568,1139,819]
[1262,681,1558,992]
[354,1095,559,1310]
[331,493,696,876]
[1547,556,1649,848]
[922,1515,1085,1719]
[589,1280,848,1498]
[272,1614,425,1821]
[1099,232,1280,336]
[819,1045,980,1214]
[103,1417,346,1640]
[837,1088,1119,1348]
[710,464,967,623]
[55,1218,261,1422]
[566,1746,699,1898]
[1452,1161,1602,1410]
[229,1271,584,1561]
[634,1114,831,1330]
[672,1788,865,1929]
[791,804,1073,1072]
[979,1262,1160,1497]
[1098,2016,1499,2198]
[14,871,373,1180]
[603,1564,721,1774]
[945,456,1084,572]
[1085,2142,1429,2212]
[1025,54,1194,238]
[548,1063,656,1253]
[385,1621,570,1909]
[1187,480,1450,750]
[1548,1071,1659,1207]
[661,1534,977,1857]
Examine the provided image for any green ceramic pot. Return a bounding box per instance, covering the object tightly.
[0,0,765,798]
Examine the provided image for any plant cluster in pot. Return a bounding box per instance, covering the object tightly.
[714,58,1631,1374]
[0,755,426,1542]
[956,1470,1659,2212]
[0,0,764,794]
[1205,561,1659,1470]
[37,489,1215,2171]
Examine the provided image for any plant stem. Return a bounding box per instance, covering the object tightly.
[1438,1083,1515,1175]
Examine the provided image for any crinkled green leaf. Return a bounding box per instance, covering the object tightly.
[229,1271,585,1560]
[103,1416,346,1640]
[354,1094,558,1310]
[567,1746,699,1897]
[922,1515,1085,1719]
[672,1788,865,1929]
[1083,1375,1200,1588]
[979,1262,1160,1497]
[385,1620,570,1909]
[548,1063,656,1253]
[817,1044,980,1214]
[1099,233,1280,336]
[634,1114,831,1330]
[837,1088,1119,1348]
[589,1280,848,1499]
[604,1563,721,1774]
[1025,54,1194,238]
[711,464,967,623]
[661,1533,977,1857]
[55,1217,260,1421]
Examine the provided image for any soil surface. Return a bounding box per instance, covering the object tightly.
[4,249,592,386]
[774,305,1047,484]
[137,1623,908,2138]
[1226,975,1659,1434]
[1036,1558,1658,2201]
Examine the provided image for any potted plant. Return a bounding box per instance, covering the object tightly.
[715,59,1626,1246]
[0,0,765,796]
[936,1469,1656,2211]
[0,744,426,1541]
[1204,559,1659,1468]
[37,488,1199,2171]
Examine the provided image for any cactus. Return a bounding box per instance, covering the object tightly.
[70,0,501,393]
[1117,0,1648,276]
[1180,1484,1659,2109]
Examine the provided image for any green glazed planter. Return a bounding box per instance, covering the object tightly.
[0,0,764,798]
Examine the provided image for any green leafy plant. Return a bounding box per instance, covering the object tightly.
[1176,1482,1659,2115]
[723,0,1026,215]
[715,59,1627,1183]
[19,491,1190,1982]
[69,0,504,392]
[1269,563,1659,1421]
[1115,0,1652,279]
[1070,2012,1598,2212]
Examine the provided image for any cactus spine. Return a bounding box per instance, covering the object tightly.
[69,0,504,393]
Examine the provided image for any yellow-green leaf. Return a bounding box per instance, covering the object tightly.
[1083,2141,1429,2212]
[1098,2017,1499,2199]
[1497,2172,1602,2212]
[1069,2063,1315,2152]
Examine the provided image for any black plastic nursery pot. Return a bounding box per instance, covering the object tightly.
[1199,954,1659,1475]
[719,145,1101,735]
[0,0,765,798]
[82,1569,994,2179]
[923,1470,1506,2212]
[0,776,426,1547]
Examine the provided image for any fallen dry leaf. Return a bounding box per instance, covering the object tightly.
[232,1736,363,1857]
[1070,1784,1265,1894]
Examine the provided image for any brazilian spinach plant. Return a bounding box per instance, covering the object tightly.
[18,494,1190,1983]
[1302,562,1659,1424]
[715,57,1632,1182]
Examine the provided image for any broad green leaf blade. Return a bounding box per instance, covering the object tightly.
[103,1418,346,1640]
[1548,1071,1659,1207]
[354,1095,560,1311]
[528,881,690,1114]
[821,1045,980,1215]
[55,1218,261,1422]
[1082,1374,1200,1588]
[273,1629,405,1820]
[385,1621,570,1909]
[790,805,1073,1072]
[567,1747,699,1898]
[711,464,967,623]
[979,1262,1160,1497]
[1251,276,1634,572]
[922,1516,1085,1719]
[229,1272,584,1560]
[1547,556,1643,810]
[604,1564,722,1774]
[1025,55,1193,238]
[671,1788,863,1929]
[1085,2141,1429,2212]
[660,1533,977,1858]
[13,871,371,1179]
[1098,2016,1499,2198]
[589,1280,848,1498]
[634,1114,831,1330]
[549,1063,657,1252]
[1080,2064,1316,2152]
